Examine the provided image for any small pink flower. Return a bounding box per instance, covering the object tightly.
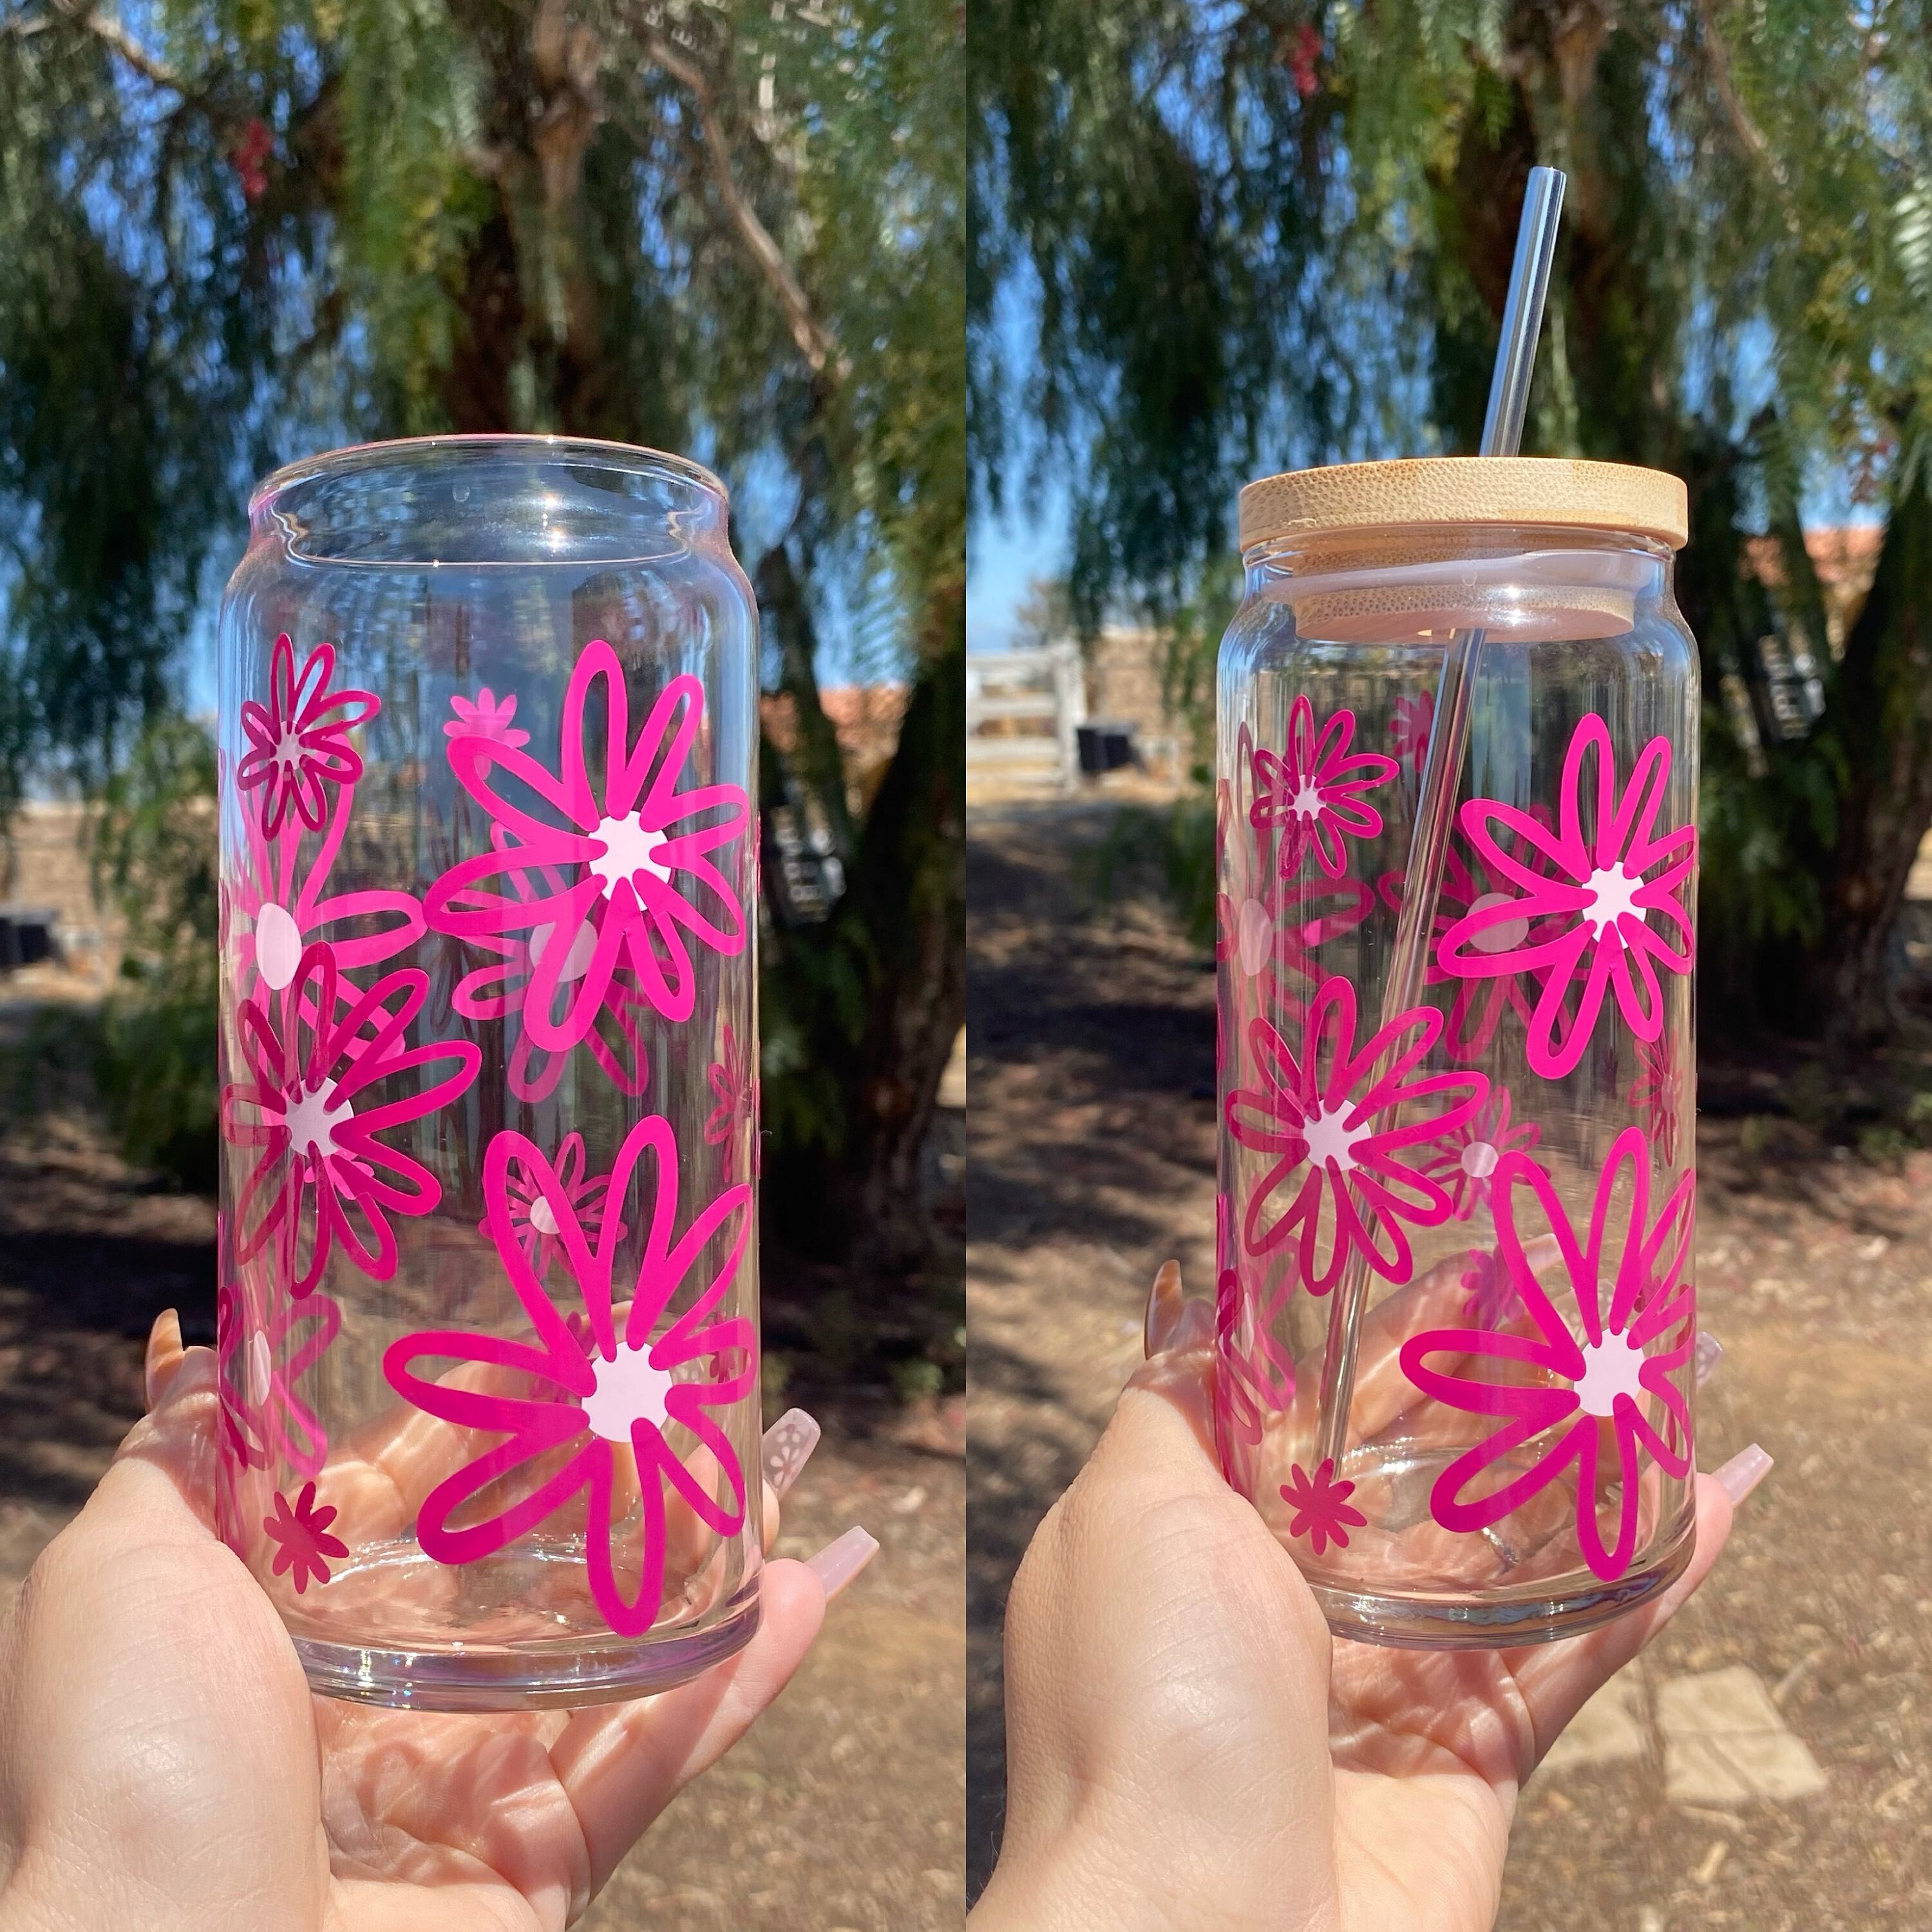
[488,1131,625,1280]
[424,643,750,1039]
[703,1022,760,1179]
[1399,1129,1696,1582]
[1249,697,1399,883]
[384,1117,756,1637]
[1459,1247,1517,1329]
[221,943,480,1296]
[1391,688,1434,774]
[236,634,379,837]
[1226,975,1486,1293]
[217,1276,341,1479]
[1421,1085,1541,1221]
[1629,1032,1683,1166]
[446,687,530,751]
[263,1481,348,1593]
[1281,1458,1365,1555]
[1438,715,1696,1080]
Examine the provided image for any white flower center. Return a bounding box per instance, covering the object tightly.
[527,1194,560,1236]
[1302,1104,1368,1173]
[1290,779,1325,821]
[1584,864,1643,938]
[1469,890,1530,954]
[256,902,303,990]
[1236,896,1273,976]
[276,728,305,770]
[1572,1329,1649,1417]
[1459,1139,1499,1179]
[580,1343,676,1443]
[586,813,672,898]
[283,1079,352,1160]
[246,1331,274,1406]
[529,918,596,983]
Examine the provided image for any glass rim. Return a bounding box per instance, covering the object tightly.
[249,433,730,518]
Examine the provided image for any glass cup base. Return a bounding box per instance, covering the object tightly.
[1303,1519,1694,1649]
[290,1571,762,1710]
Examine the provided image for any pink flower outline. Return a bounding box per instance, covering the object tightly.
[1391,688,1435,774]
[488,1130,626,1281]
[1213,1192,1297,1453]
[445,686,530,751]
[1281,1458,1367,1557]
[1249,696,1399,882]
[422,643,751,1045]
[236,634,379,837]
[383,1117,756,1638]
[1437,715,1696,1079]
[1398,1128,1696,1582]
[703,1022,760,1180]
[1629,1031,1683,1166]
[217,1276,342,1479]
[263,1481,348,1593]
[1226,975,1487,1293]
[220,942,481,1296]
[1421,1084,1541,1222]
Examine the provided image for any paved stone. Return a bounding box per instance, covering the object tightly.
[1536,1663,1649,1776]
[1655,1665,1828,1805]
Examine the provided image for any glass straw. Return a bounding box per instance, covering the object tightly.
[1312,167,1567,1473]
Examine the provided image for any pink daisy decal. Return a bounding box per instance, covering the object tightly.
[225,771,424,1009]
[236,634,379,837]
[423,642,750,1044]
[1437,715,1696,1080]
[1280,1457,1367,1557]
[1249,697,1399,882]
[217,1276,341,1479]
[703,1022,760,1179]
[1399,1128,1696,1582]
[1391,687,1434,774]
[1213,1193,1297,1455]
[221,942,480,1296]
[487,1130,625,1281]
[1378,815,1576,1066]
[263,1481,348,1593]
[1421,1084,1541,1222]
[1629,1030,1684,1166]
[445,685,529,751]
[384,1117,756,1637]
[1226,974,1486,1293]
[433,826,654,1103]
[1459,1246,1517,1330]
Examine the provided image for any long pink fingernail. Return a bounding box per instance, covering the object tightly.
[761,1408,821,1499]
[806,1525,879,1600]
[1714,1443,1772,1506]
[1143,1260,1184,1358]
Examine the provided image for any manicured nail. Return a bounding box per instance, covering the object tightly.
[761,1408,821,1499]
[1694,1330,1723,1387]
[1713,1443,1772,1507]
[806,1525,879,1601]
[144,1309,184,1409]
[1143,1260,1184,1358]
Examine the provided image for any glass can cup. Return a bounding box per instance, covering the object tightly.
[215,436,763,1707]
[1214,457,1698,1647]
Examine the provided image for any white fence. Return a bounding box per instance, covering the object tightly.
[965,641,1085,791]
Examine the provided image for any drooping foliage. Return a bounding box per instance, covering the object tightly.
[0,0,963,1282]
[974,0,1932,1044]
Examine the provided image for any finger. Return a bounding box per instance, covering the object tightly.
[551,1548,850,1895]
[1507,1447,1769,1766]
[144,1307,188,1411]
[116,1338,224,1536]
[1143,1258,1185,1357]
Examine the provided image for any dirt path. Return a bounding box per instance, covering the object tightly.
[0,1121,963,1932]
[967,796,1932,1927]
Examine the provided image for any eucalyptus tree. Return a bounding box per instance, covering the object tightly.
[0,0,963,1271]
[974,0,1932,1046]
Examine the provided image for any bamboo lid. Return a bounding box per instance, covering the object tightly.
[1238,457,1688,554]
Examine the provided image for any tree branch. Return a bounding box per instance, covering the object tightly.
[50,0,187,91]
[621,21,844,381]
[1692,0,1787,188]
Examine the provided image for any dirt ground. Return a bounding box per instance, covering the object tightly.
[967,795,1932,1928]
[0,1107,964,1932]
